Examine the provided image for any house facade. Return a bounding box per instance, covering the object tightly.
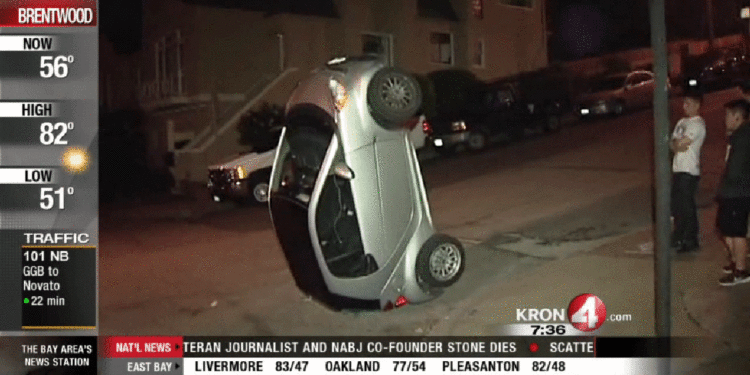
[130,0,548,195]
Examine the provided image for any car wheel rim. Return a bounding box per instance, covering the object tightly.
[254,183,269,202]
[429,243,461,282]
[381,76,413,110]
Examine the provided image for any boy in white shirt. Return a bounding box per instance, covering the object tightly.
[670,93,706,253]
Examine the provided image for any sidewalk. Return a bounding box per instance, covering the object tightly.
[427,203,750,374]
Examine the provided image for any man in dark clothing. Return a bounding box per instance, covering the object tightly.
[717,99,750,286]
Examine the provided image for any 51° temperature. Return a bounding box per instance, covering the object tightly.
[40,187,74,210]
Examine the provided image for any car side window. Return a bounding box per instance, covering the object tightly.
[625,74,636,87]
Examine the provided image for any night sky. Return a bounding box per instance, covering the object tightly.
[549,0,749,61]
[99,1,142,55]
[98,0,750,59]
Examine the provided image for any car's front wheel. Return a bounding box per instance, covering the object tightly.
[416,234,465,288]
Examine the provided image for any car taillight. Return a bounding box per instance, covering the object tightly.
[395,295,409,308]
[422,120,432,136]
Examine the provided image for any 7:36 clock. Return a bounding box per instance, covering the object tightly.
[531,324,566,335]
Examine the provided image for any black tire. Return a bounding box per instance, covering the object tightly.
[367,68,423,129]
[467,131,487,151]
[416,234,465,288]
[248,169,272,205]
[545,115,561,132]
[613,101,625,116]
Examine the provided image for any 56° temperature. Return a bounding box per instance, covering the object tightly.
[40,55,74,78]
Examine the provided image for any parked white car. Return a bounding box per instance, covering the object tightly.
[207,149,275,205]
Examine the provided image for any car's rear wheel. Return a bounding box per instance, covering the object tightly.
[367,68,423,129]
[416,234,465,288]
[467,131,487,151]
[546,115,561,132]
[613,101,625,116]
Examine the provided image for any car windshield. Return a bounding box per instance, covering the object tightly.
[590,77,625,92]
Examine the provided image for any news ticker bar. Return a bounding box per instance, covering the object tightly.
[0,336,708,375]
[102,336,707,358]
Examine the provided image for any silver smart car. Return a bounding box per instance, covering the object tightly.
[268,56,465,310]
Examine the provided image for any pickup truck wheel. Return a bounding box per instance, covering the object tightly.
[367,68,423,129]
[249,171,271,205]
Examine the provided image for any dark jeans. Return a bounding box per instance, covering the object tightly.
[671,172,700,246]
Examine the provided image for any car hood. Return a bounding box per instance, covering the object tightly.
[208,148,276,171]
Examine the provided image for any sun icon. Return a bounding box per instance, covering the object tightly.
[61,147,90,174]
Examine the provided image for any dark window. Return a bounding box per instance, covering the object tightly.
[499,0,533,8]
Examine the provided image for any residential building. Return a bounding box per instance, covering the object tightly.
[131,0,548,196]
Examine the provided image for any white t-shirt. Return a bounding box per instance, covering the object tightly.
[671,116,706,176]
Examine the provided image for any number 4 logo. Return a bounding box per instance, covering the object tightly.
[568,294,607,332]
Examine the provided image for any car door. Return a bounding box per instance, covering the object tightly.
[625,72,652,108]
[639,72,655,108]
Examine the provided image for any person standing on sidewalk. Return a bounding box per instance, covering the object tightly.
[717,99,750,286]
[670,93,706,253]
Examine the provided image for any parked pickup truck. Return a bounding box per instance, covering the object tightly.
[207,149,275,205]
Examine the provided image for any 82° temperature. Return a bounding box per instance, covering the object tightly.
[40,122,73,145]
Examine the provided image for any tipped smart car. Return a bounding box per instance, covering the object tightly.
[268,56,465,310]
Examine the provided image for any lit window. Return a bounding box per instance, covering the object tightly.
[473,39,484,67]
[430,32,452,65]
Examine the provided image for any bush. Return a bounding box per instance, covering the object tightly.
[237,102,285,153]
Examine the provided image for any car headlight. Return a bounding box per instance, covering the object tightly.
[689,79,697,86]
[580,108,590,115]
[451,121,467,131]
[328,78,348,111]
[236,166,247,180]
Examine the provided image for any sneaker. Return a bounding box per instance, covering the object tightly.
[722,262,736,274]
[719,269,750,286]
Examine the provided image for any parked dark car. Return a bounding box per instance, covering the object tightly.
[683,49,750,92]
[429,76,569,154]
